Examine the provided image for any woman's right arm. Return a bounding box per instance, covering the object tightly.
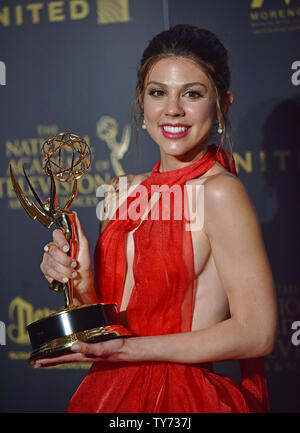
[40,212,99,306]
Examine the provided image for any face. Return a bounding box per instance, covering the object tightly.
[142,57,217,162]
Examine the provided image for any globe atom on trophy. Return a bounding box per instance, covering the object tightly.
[9,132,131,365]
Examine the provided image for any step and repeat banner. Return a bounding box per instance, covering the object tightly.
[0,0,299,413]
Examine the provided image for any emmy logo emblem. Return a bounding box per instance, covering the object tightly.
[10,132,131,365]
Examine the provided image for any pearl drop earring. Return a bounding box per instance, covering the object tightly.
[142,119,147,130]
[217,122,223,135]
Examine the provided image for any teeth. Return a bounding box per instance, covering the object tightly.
[162,126,188,133]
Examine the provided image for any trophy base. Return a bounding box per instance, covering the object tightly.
[26,303,131,365]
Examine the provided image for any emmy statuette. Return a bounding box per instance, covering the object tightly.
[10,132,131,365]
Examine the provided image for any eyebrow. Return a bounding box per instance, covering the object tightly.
[146,81,208,91]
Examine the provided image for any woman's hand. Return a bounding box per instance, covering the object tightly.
[40,212,97,305]
[33,338,127,368]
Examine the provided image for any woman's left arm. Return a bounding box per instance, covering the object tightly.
[34,174,278,367]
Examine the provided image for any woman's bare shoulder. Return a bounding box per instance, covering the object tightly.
[188,161,244,204]
[187,160,241,199]
[200,165,260,242]
[204,170,249,208]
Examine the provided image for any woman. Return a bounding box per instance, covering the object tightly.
[38,25,277,413]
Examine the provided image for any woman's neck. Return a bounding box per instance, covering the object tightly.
[159,145,209,173]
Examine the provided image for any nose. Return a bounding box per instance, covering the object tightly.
[165,96,185,117]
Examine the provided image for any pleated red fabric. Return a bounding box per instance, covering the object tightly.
[68,144,269,413]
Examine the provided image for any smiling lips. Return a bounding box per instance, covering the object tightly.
[161,123,191,139]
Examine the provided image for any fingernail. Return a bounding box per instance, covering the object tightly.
[63,245,69,252]
[71,261,77,268]
[62,277,69,283]
[71,271,77,278]
[71,344,80,352]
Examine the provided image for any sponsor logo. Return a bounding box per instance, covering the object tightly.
[0,321,6,345]
[6,296,90,368]
[291,321,300,346]
[0,0,131,27]
[265,283,300,373]
[1,124,113,210]
[7,296,54,345]
[250,0,300,34]
[251,0,292,7]
[96,115,131,177]
[291,61,300,85]
[0,60,6,85]
[97,0,131,24]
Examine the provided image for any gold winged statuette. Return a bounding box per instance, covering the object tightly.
[9,164,55,229]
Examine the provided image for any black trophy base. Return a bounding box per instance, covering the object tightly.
[26,303,131,365]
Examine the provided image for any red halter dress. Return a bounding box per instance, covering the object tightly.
[68,145,269,413]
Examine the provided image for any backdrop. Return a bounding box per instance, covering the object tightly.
[0,0,299,413]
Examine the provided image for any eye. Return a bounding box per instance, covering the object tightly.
[183,90,203,99]
[148,89,165,97]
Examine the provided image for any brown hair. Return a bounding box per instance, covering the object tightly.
[134,24,233,150]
